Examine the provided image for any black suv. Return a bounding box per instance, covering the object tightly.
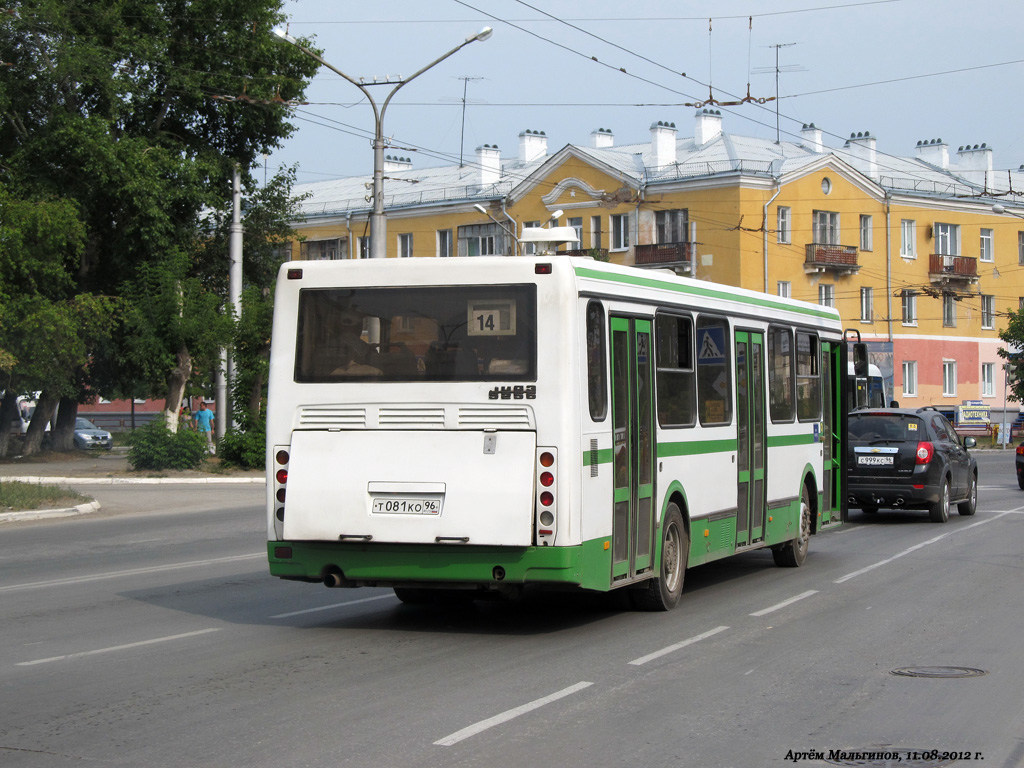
[847,407,978,522]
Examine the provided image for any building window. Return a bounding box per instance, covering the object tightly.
[943,294,956,327]
[777,281,791,298]
[358,237,371,259]
[301,238,345,260]
[1018,232,1024,266]
[656,209,688,243]
[437,229,453,258]
[398,233,413,258]
[901,219,916,258]
[859,215,873,251]
[902,361,917,397]
[901,291,917,325]
[568,217,583,246]
[591,216,603,250]
[934,222,960,256]
[982,362,995,397]
[777,206,791,244]
[458,223,502,256]
[860,287,873,322]
[522,221,540,255]
[982,295,995,329]
[943,360,957,397]
[980,228,994,262]
[813,211,840,245]
[611,213,630,250]
[818,283,834,308]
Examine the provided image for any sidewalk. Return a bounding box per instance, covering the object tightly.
[0,448,264,522]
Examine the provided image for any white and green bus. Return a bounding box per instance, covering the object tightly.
[266,256,846,610]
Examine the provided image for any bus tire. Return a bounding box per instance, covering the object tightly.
[772,486,811,567]
[632,504,687,611]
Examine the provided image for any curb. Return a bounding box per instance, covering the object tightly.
[3,476,265,485]
[0,499,101,524]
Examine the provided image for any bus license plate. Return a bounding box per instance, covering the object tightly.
[372,497,442,515]
[858,455,893,466]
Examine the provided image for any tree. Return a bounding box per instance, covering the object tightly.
[0,1,319,440]
[997,309,1024,404]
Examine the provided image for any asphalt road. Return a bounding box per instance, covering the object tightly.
[1,451,1022,768]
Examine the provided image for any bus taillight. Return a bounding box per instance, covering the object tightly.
[276,468,288,484]
[276,450,289,465]
[536,448,557,546]
[273,445,290,532]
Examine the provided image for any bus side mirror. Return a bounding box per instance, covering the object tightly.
[853,343,869,378]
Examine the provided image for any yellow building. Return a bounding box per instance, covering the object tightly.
[284,111,1024,416]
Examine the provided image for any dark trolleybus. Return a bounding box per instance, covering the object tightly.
[266,256,845,610]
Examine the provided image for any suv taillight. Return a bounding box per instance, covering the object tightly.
[1016,444,1024,457]
[915,441,934,465]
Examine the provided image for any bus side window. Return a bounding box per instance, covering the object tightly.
[586,301,607,420]
[768,326,795,422]
[655,313,696,427]
[795,332,821,421]
[696,316,731,426]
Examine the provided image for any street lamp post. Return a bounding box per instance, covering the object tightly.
[273,26,492,259]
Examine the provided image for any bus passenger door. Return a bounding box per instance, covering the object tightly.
[821,341,842,522]
[735,330,766,546]
[610,316,656,582]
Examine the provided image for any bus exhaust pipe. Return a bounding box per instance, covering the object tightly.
[323,570,352,588]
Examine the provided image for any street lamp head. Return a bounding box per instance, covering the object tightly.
[474,203,488,215]
[550,210,563,221]
[469,26,493,43]
[993,204,1006,215]
[271,27,298,45]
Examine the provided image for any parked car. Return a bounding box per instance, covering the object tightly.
[74,417,112,450]
[847,406,978,522]
[1016,442,1024,489]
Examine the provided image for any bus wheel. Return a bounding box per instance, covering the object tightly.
[632,504,687,611]
[773,487,810,567]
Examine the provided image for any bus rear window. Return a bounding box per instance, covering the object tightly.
[294,285,537,382]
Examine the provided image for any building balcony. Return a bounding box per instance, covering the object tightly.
[633,242,694,272]
[928,253,978,283]
[804,243,860,275]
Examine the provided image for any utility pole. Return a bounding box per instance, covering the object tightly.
[754,43,803,143]
[456,76,484,168]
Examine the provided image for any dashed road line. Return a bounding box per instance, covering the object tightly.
[749,589,818,617]
[18,628,221,666]
[628,625,730,666]
[270,594,397,618]
[434,681,593,746]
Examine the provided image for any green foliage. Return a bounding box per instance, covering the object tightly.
[218,425,266,470]
[126,419,208,471]
[0,479,88,511]
[997,308,1024,403]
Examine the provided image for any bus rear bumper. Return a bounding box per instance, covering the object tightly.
[268,541,593,588]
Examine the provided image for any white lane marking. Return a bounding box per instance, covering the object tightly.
[749,590,818,617]
[270,594,396,618]
[17,628,221,666]
[0,553,264,594]
[834,511,1012,584]
[628,625,730,666]
[434,681,593,746]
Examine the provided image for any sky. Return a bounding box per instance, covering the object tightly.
[262,0,1024,186]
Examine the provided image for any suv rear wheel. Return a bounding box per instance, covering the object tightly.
[929,477,950,523]
[957,472,977,516]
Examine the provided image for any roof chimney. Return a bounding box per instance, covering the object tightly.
[476,144,501,187]
[383,155,413,172]
[800,123,824,153]
[649,121,677,169]
[518,129,547,164]
[694,108,722,145]
[591,127,614,149]
[915,138,949,169]
[843,131,878,180]
[955,143,994,187]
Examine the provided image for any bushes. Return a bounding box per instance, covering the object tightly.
[126,420,208,470]
[218,426,265,470]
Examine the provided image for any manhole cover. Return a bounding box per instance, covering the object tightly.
[890,666,987,679]
[824,748,958,766]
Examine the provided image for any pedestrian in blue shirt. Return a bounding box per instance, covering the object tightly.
[193,401,215,454]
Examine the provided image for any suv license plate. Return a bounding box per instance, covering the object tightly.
[858,455,893,466]
[371,497,442,515]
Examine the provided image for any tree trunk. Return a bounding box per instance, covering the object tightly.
[0,390,18,458]
[22,390,59,456]
[247,370,264,429]
[163,343,191,432]
[51,396,79,451]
